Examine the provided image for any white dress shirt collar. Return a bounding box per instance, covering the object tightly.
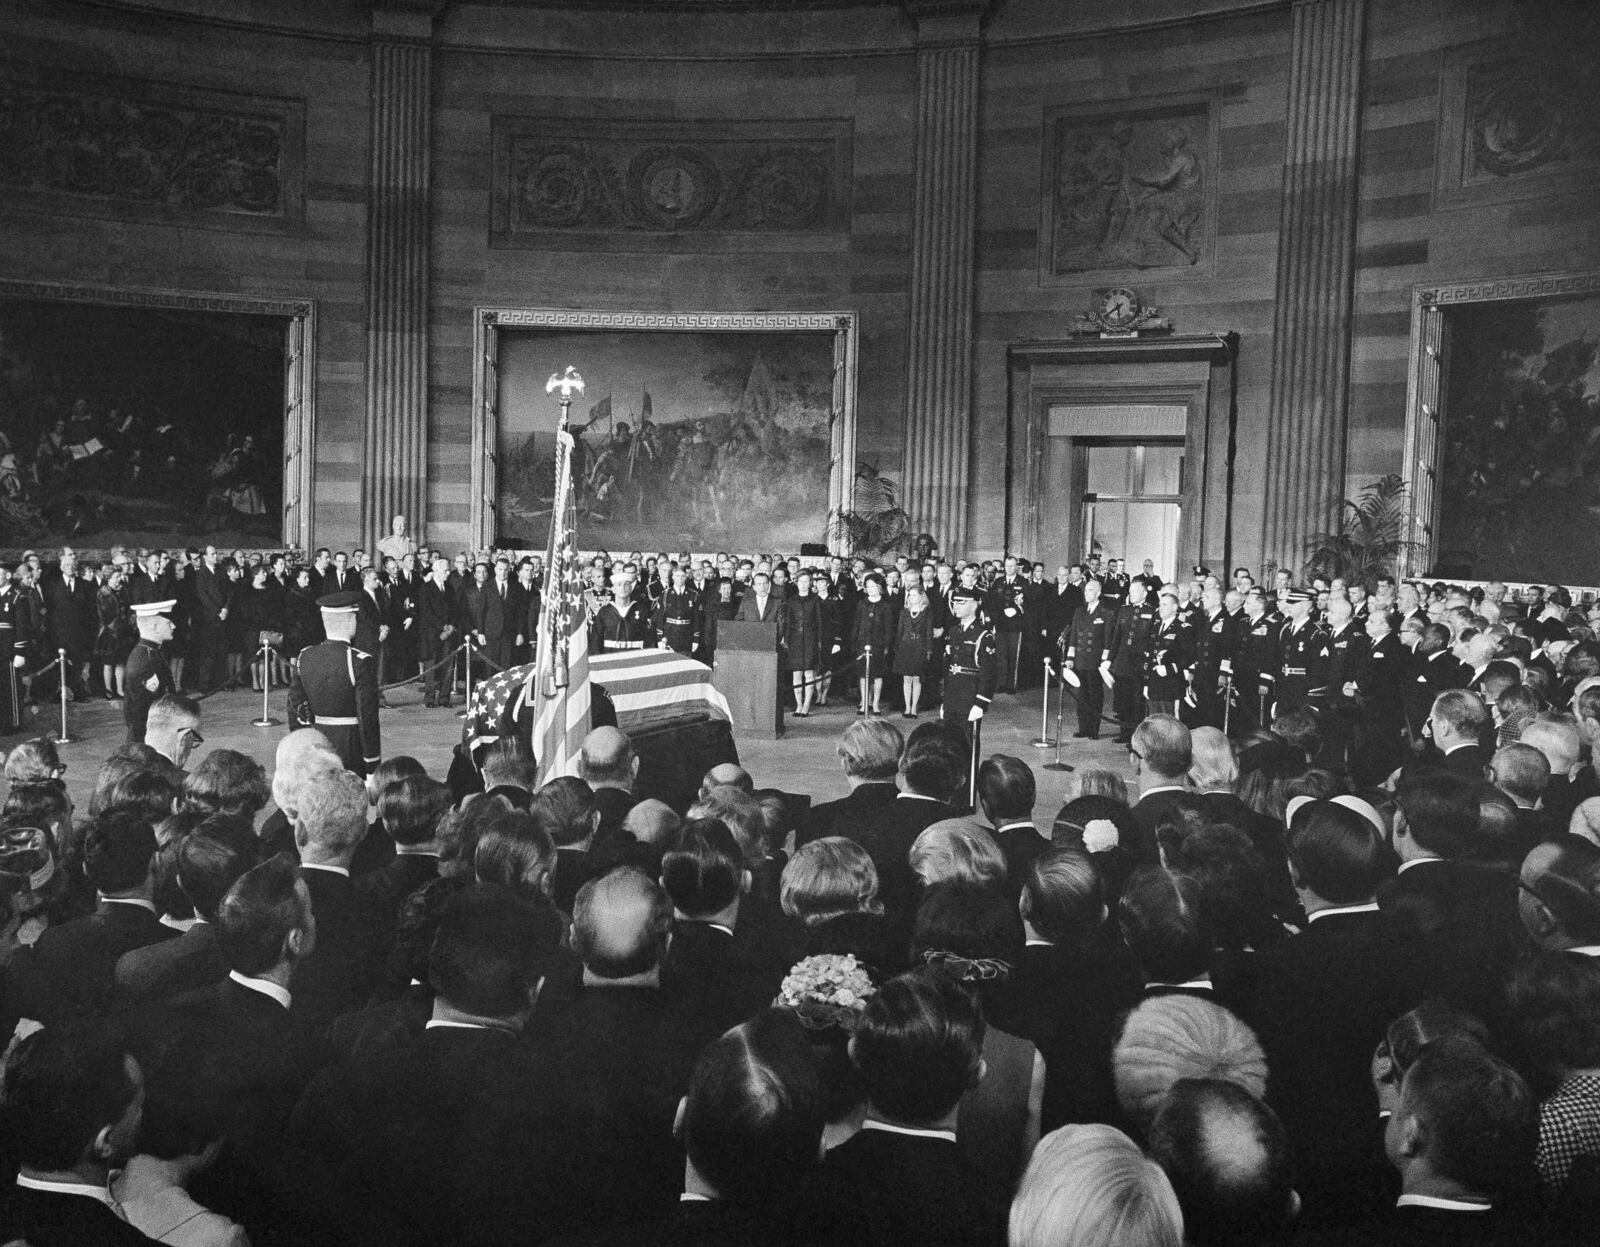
[15,1174,118,1209]
[861,1119,957,1144]
[1396,1193,1491,1211]
[229,970,291,1010]
[299,862,350,878]
[1307,901,1380,923]
[100,896,157,915]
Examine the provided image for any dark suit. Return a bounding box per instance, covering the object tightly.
[1242,908,1422,1223]
[192,562,229,689]
[1298,1202,1524,1247]
[591,785,638,842]
[858,794,950,924]
[113,918,228,1008]
[286,1024,557,1247]
[823,1126,1000,1247]
[993,822,1048,893]
[4,899,177,1024]
[0,1184,160,1246]
[986,936,1142,1132]
[1128,787,1186,866]
[796,781,900,848]
[416,577,458,706]
[1403,649,1466,740]
[294,866,385,1035]
[1377,858,1520,1015]
[734,592,782,625]
[525,983,703,1238]
[663,917,787,1041]
[356,852,439,933]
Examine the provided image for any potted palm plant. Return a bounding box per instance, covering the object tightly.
[825,460,913,557]
[1303,474,1419,584]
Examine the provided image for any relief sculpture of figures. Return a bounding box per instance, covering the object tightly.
[1051,108,1209,273]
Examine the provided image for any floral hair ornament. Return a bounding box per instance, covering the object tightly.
[1083,819,1120,854]
[774,953,878,1031]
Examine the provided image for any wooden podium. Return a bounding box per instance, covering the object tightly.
[713,620,783,740]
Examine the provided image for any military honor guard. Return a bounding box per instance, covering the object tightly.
[1144,590,1189,719]
[941,586,997,743]
[124,599,177,744]
[653,565,702,657]
[1183,585,1239,730]
[288,590,381,776]
[0,565,24,735]
[1110,578,1157,745]
[1062,577,1116,740]
[1234,587,1280,733]
[1275,587,1331,714]
[594,576,649,651]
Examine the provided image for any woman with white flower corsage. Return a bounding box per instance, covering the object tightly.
[773,951,880,1148]
[1052,772,1139,902]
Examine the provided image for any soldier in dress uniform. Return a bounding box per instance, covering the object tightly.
[1110,578,1157,745]
[0,565,26,734]
[653,565,702,658]
[594,577,648,652]
[941,586,997,745]
[1100,558,1131,609]
[1320,595,1372,768]
[124,599,177,744]
[1185,585,1239,731]
[1275,588,1331,715]
[1145,591,1189,719]
[1062,578,1116,740]
[1234,587,1280,735]
[288,590,381,776]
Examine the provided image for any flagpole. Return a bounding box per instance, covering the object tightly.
[531,367,585,783]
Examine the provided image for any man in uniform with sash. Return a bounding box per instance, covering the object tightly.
[941,586,997,744]
[289,590,381,776]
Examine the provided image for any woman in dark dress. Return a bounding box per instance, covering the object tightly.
[850,574,895,717]
[813,576,845,709]
[782,570,823,717]
[284,566,320,661]
[94,564,133,701]
[892,584,935,718]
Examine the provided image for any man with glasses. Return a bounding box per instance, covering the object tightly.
[143,693,204,780]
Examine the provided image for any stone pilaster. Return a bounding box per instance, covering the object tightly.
[900,0,986,557]
[361,7,435,550]
[1260,0,1368,576]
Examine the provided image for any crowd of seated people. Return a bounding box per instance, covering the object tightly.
[5,554,1600,1245]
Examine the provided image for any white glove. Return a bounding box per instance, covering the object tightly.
[1064,668,1081,689]
[1100,664,1115,689]
[145,674,160,692]
[967,704,984,723]
[11,655,23,670]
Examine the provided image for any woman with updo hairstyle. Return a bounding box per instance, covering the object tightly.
[910,881,1043,1204]
[781,837,903,979]
[908,819,1008,892]
[1054,772,1138,902]
[3,736,63,786]
[473,808,557,905]
[1010,1123,1183,1247]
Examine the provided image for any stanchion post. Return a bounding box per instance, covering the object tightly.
[1031,657,1055,748]
[253,635,281,727]
[1043,660,1073,773]
[458,636,473,719]
[55,649,79,745]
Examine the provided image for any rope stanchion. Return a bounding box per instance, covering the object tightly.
[1031,657,1056,748]
[253,635,281,728]
[55,649,79,745]
[1042,665,1073,774]
[457,634,474,719]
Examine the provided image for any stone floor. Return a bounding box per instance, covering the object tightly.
[38,678,1137,828]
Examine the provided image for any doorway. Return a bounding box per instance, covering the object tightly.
[1081,440,1183,583]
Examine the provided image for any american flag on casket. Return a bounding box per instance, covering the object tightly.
[464,649,732,778]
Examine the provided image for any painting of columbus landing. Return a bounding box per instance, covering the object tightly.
[495,329,836,553]
[0,297,286,550]
[1435,296,1600,583]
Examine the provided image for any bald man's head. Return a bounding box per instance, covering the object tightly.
[1520,837,1600,949]
[1489,743,1550,808]
[579,726,638,790]
[1520,715,1582,778]
[700,763,752,800]
[571,868,672,979]
[621,798,681,849]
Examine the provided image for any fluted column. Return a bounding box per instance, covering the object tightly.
[362,7,435,550]
[901,0,986,557]
[1260,0,1367,576]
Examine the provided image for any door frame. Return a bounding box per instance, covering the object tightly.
[1006,333,1237,573]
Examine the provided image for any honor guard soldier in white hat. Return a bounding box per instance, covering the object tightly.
[941,586,997,739]
[1275,587,1331,715]
[288,590,381,775]
[125,600,176,744]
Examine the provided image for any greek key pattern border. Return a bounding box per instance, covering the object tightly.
[1417,270,1600,307]
[481,308,853,333]
[0,278,312,319]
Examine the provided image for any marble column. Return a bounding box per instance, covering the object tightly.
[1260,0,1368,576]
[362,8,435,551]
[901,0,986,557]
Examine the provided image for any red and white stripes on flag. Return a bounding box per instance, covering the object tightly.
[588,650,731,732]
[530,413,591,784]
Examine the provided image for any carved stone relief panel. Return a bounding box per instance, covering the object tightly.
[489,117,852,249]
[1040,96,1217,283]
[0,63,305,229]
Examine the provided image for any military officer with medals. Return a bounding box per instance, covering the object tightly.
[1062,577,1116,740]
[1354,605,1410,786]
[1275,588,1331,715]
[1145,590,1189,718]
[124,599,177,744]
[653,564,702,658]
[1110,578,1157,745]
[1185,585,1239,730]
[288,590,381,776]
[1234,587,1279,734]
[942,586,997,744]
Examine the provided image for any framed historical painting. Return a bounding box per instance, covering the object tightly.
[0,279,315,555]
[1400,269,1600,583]
[1038,92,1219,286]
[471,309,857,555]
